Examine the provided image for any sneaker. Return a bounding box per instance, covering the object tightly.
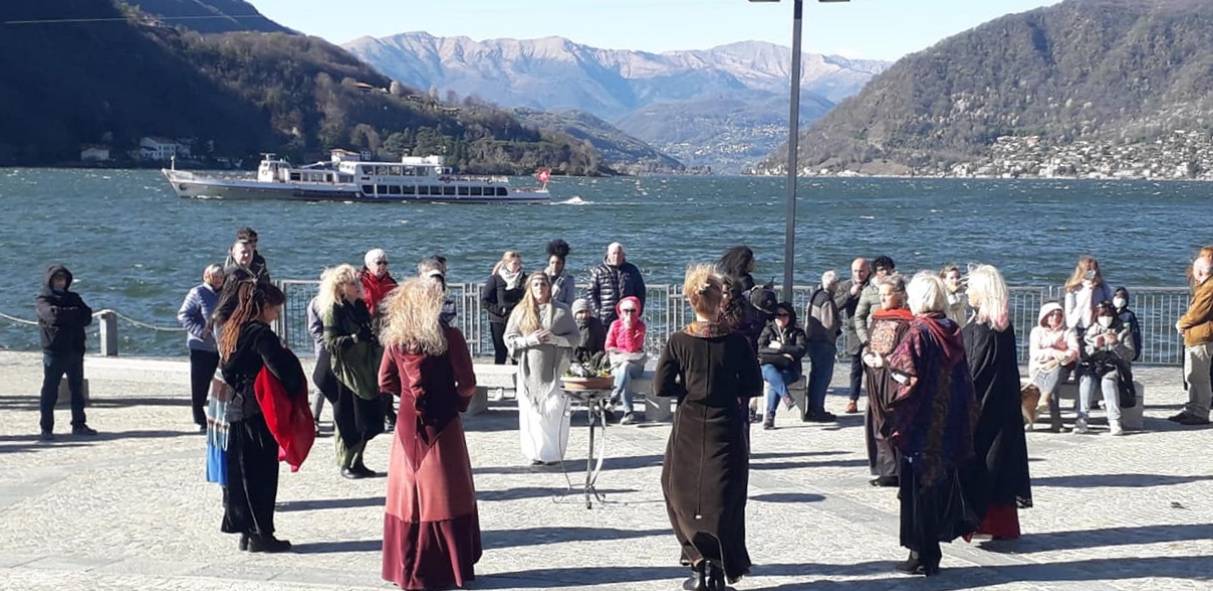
[71,425,98,436]
[1073,417,1089,434]
[845,400,859,414]
[38,431,54,442]
[1109,423,1125,436]
[1175,414,1211,426]
[620,413,638,426]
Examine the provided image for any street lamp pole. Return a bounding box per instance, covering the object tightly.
[781,0,805,302]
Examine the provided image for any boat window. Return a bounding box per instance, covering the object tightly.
[361,166,374,176]
[389,166,403,176]
[418,186,429,196]
[325,174,333,183]
[388,185,401,195]
[469,186,482,196]
[497,187,508,196]
[403,167,415,176]
[402,185,415,195]
[377,184,388,195]
[339,175,352,183]
[362,185,374,195]
[289,173,301,181]
[431,186,442,195]
[458,186,469,196]
[443,186,456,196]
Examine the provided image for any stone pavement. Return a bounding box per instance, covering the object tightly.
[0,351,1210,591]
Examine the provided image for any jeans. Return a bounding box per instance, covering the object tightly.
[762,364,798,417]
[612,359,645,415]
[806,341,836,414]
[1079,372,1122,425]
[39,351,86,432]
[189,348,220,427]
[849,346,865,401]
[1184,342,1213,419]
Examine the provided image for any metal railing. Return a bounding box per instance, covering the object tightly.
[278,281,1191,367]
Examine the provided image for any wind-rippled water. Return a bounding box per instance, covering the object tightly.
[0,168,1206,355]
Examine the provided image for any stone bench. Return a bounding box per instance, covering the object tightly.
[468,362,673,422]
[767,374,810,418]
[1023,377,1146,431]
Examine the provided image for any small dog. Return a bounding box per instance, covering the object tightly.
[1021,383,1042,431]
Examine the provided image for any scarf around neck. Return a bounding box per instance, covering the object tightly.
[499,267,522,290]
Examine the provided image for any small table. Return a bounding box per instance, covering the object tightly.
[561,381,612,509]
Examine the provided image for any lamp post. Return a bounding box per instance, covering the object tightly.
[750,0,849,301]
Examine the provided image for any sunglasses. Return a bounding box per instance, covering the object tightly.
[621,308,638,314]
[374,260,389,266]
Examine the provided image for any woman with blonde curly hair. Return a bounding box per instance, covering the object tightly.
[378,279,482,589]
[319,264,385,480]
[655,264,762,590]
[504,271,579,465]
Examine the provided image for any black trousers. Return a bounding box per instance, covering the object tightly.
[39,351,86,432]
[222,414,280,536]
[490,321,509,365]
[189,349,220,427]
[849,348,865,401]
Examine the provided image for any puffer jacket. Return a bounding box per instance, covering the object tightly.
[585,259,646,324]
[35,265,93,354]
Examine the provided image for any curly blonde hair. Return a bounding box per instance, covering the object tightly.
[510,271,552,334]
[684,264,723,318]
[379,278,447,355]
[317,264,361,315]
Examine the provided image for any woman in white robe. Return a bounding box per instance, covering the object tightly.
[505,272,579,465]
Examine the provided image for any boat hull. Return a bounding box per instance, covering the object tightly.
[162,170,549,204]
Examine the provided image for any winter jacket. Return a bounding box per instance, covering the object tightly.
[35,265,93,354]
[805,286,840,345]
[177,283,220,352]
[1028,302,1079,377]
[550,271,577,308]
[757,319,807,377]
[223,251,270,284]
[481,272,525,324]
[323,299,383,400]
[853,282,881,345]
[1179,277,1213,347]
[585,259,646,325]
[605,297,646,353]
[832,279,865,354]
[306,296,325,357]
[1082,319,1135,364]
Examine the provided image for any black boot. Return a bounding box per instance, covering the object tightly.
[895,550,921,574]
[238,533,249,551]
[691,561,708,591]
[246,534,291,553]
[707,561,726,591]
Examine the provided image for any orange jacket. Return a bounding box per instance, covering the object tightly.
[1180,278,1213,347]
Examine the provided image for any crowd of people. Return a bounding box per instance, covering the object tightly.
[27,227,1213,589]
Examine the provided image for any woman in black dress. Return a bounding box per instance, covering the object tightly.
[656,264,763,591]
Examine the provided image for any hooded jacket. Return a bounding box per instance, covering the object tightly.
[1028,302,1079,377]
[605,296,646,353]
[35,265,93,354]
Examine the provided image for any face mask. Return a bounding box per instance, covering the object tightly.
[1098,316,1114,329]
[1113,297,1127,309]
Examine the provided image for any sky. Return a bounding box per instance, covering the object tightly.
[252,0,1063,60]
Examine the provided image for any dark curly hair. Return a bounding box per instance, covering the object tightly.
[717,245,755,279]
[546,239,571,261]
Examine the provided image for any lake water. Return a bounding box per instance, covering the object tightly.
[0,168,1207,355]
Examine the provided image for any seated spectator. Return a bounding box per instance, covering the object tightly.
[607,296,647,424]
[1077,301,1136,435]
[1112,287,1142,362]
[1028,302,1079,432]
[757,302,807,430]
[572,298,607,368]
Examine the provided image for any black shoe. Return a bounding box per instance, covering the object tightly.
[239,533,249,551]
[894,551,921,574]
[1176,413,1211,426]
[38,431,54,442]
[71,425,98,436]
[811,411,837,422]
[691,561,708,591]
[870,476,899,487]
[353,464,379,478]
[706,561,726,591]
[341,467,367,480]
[246,534,291,553]
[763,418,775,430]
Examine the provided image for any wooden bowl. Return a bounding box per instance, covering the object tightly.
[561,376,614,391]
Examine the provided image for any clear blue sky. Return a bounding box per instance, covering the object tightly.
[252,0,1062,60]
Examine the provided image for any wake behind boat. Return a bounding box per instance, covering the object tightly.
[162,150,550,204]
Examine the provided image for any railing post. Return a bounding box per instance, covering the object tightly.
[98,309,118,357]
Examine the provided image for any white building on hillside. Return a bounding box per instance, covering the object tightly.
[80,145,110,162]
[139,137,190,161]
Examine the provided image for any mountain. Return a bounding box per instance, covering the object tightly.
[120,0,291,33]
[343,33,888,172]
[756,0,1213,176]
[0,2,603,174]
[511,109,685,174]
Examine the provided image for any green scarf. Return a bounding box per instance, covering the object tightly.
[323,301,382,400]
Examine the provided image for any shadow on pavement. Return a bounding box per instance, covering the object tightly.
[1034,473,1213,488]
[989,523,1213,554]
[750,458,868,471]
[751,493,826,504]
[483,526,667,550]
[480,561,896,589]
[291,539,382,554]
[278,496,386,512]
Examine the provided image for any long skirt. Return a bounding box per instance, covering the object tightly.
[969,503,1021,540]
[221,414,279,536]
[517,390,570,463]
[332,381,385,469]
[898,457,977,563]
[382,414,481,589]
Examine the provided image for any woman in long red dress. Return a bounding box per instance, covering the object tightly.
[378,279,482,590]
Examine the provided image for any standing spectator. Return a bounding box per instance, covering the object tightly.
[717,246,757,293]
[586,242,646,327]
[1063,256,1113,331]
[804,270,840,422]
[361,248,399,432]
[505,272,579,465]
[655,264,762,589]
[225,239,269,284]
[963,265,1031,540]
[607,296,648,424]
[378,279,482,589]
[320,265,386,479]
[757,302,807,430]
[886,272,979,576]
[1028,303,1079,432]
[482,251,525,365]
[177,264,225,433]
[217,281,299,552]
[546,239,577,307]
[418,255,456,326]
[941,264,969,328]
[833,258,871,414]
[1112,287,1142,362]
[306,293,334,434]
[224,228,270,283]
[572,298,607,367]
[1078,300,1136,435]
[862,275,913,487]
[1172,255,1213,425]
[35,265,97,441]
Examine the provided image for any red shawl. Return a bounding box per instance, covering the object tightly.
[253,366,315,472]
[361,268,398,317]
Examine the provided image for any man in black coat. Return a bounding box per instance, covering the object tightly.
[35,265,97,441]
[586,242,646,327]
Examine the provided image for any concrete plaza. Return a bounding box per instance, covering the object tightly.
[0,351,1210,591]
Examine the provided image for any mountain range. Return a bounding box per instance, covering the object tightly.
[343,33,889,172]
[756,0,1213,176]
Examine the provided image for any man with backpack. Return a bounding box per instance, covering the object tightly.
[804,271,841,422]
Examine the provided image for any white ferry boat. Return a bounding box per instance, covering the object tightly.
[162,150,550,203]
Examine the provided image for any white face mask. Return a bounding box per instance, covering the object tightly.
[1098,316,1114,329]
[1113,297,1127,309]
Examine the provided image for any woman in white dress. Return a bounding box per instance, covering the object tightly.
[505,272,579,465]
